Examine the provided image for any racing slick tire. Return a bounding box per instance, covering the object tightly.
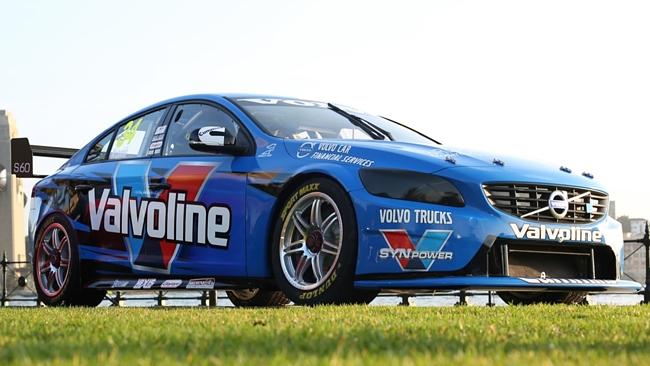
[271,177,370,305]
[226,288,290,307]
[497,291,587,305]
[33,214,102,307]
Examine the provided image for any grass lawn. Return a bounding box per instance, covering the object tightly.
[1,305,650,365]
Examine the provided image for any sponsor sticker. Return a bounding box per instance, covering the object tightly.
[379,208,452,225]
[88,187,231,247]
[299,268,338,300]
[258,143,277,158]
[509,223,603,243]
[521,278,615,285]
[235,98,367,113]
[296,142,374,167]
[297,142,316,158]
[161,279,183,289]
[111,162,218,273]
[379,229,454,271]
[111,279,130,288]
[134,278,156,289]
[155,125,167,135]
[186,278,215,289]
[280,183,320,221]
[237,98,328,108]
[198,126,225,146]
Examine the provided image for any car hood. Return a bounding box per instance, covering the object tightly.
[283,139,605,191]
[285,139,492,167]
[434,144,605,190]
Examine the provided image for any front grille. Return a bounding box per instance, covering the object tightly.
[483,183,608,224]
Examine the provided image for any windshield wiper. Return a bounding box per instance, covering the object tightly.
[381,116,441,145]
[327,103,392,141]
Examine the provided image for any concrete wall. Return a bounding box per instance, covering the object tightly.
[0,110,27,262]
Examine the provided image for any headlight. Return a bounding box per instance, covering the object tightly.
[359,169,464,207]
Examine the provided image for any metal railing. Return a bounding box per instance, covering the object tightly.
[0,252,225,307]
[1,252,40,307]
[623,222,650,304]
[0,252,505,307]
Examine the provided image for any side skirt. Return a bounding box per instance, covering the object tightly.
[87,277,276,291]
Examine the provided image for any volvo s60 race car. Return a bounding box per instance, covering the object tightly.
[28,94,641,307]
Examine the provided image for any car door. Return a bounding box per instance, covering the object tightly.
[70,107,169,276]
[147,102,252,277]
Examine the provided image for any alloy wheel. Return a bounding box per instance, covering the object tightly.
[35,223,71,297]
[279,192,343,291]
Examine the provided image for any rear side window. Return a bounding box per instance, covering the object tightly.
[86,131,114,163]
[109,109,166,160]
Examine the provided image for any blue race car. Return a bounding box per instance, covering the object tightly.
[28,94,641,306]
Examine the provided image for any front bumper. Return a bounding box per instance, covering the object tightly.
[351,172,627,278]
[354,276,642,293]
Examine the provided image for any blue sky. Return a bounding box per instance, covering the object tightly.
[1,0,649,218]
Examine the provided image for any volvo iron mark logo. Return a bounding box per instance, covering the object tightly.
[548,190,569,219]
[297,141,316,158]
[521,189,579,221]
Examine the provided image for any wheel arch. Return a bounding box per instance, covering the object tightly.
[33,210,84,282]
[33,210,79,248]
[265,171,359,275]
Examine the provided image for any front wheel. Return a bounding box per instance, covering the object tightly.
[497,291,587,305]
[271,178,370,305]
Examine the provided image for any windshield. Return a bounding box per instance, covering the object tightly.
[232,98,437,145]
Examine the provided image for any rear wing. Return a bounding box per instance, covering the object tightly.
[10,138,79,178]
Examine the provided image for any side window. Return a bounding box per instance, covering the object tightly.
[109,109,166,160]
[86,131,114,163]
[164,104,243,156]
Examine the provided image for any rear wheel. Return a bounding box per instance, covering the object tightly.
[226,288,290,307]
[34,215,105,307]
[498,291,587,305]
[271,178,371,305]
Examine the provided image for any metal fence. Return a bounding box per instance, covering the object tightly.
[0,254,503,307]
[2,225,649,307]
[0,252,226,307]
[623,223,650,304]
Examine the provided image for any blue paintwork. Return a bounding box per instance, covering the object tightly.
[28,93,641,293]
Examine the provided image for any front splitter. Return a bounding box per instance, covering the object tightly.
[354,276,642,293]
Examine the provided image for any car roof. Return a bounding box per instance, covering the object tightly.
[100,93,305,137]
[131,93,307,116]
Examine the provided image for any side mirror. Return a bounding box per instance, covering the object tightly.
[188,126,246,155]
